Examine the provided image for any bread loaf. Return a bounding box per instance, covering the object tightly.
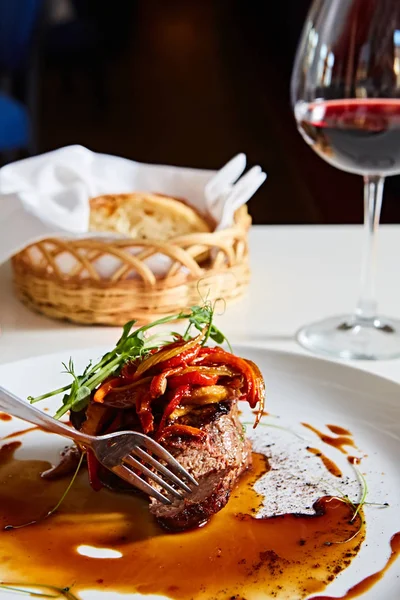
[89,192,211,240]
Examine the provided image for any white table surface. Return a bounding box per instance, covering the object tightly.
[1,225,400,382]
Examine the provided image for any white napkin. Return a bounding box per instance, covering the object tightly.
[0,146,264,273]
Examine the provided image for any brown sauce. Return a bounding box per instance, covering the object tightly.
[307,447,343,478]
[327,424,352,436]
[311,532,400,599]
[302,423,355,454]
[0,412,12,422]
[3,426,40,440]
[3,423,75,441]
[347,456,361,466]
[0,446,366,599]
[252,409,270,417]
[0,441,21,465]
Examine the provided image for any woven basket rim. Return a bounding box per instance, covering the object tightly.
[17,204,250,250]
[11,206,251,325]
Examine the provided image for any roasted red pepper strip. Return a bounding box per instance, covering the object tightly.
[194,347,259,408]
[245,359,266,428]
[136,390,154,434]
[121,348,159,378]
[86,449,102,491]
[158,424,207,443]
[157,384,190,437]
[158,344,202,371]
[93,378,124,403]
[168,371,218,389]
[134,333,204,379]
[149,368,182,399]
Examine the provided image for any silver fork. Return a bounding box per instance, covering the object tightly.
[0,386,197,505]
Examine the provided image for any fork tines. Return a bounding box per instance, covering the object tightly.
[113,438,197,506]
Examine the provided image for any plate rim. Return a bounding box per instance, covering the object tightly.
[1,345,400,599]
[1,343,399,392]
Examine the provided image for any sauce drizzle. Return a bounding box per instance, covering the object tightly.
[3,426,40,439]
[347,456,361,466]
[0,412,12,422]
[252,409,270,417]
[327,424,352,436]
[302,423,355,454]
[307,447,343,478]
[0,450,366,599]
[311,532,400,599]
[0,441,21,465]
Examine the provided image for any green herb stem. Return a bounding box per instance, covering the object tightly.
[46,453,84,518]
[53,405,70,420]
[350,465,368,523]
[28,385,72,404]
[0,584,55,597]
[30,303,230,418]
[0,583,79,600]
[242,421,306,441]
[83,355,121,389]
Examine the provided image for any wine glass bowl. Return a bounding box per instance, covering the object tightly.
[295,100,400,177]
[292,0,400,360]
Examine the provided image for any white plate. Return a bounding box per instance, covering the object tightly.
[0,346,400,600]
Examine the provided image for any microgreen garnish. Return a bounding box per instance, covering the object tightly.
[6,453,84,530]
[243,421,306,441]
[350,463,368,523]
[0,584,79,600]
[28,303,229,419]
[45,452,84,519]
[326,463,370,545]
[0,585,54,597]
[323,497,364,546]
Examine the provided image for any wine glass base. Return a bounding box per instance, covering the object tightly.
[297,314,400,360]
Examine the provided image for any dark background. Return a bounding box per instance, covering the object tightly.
[10,0,400,224]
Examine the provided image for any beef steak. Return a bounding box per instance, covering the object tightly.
[150,401,252,530]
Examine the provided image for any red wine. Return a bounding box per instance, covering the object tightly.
[296,99,400,176]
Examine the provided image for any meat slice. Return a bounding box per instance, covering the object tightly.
[150,401,252,531]
[41,444,81,480]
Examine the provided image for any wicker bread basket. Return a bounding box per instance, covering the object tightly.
[12,205,251,326]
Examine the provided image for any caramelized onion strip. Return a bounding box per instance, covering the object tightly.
[183,385,232,405]
[134,330,206,379]
[93,377,152,403]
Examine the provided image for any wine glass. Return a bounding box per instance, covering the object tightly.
[292,0,400,360]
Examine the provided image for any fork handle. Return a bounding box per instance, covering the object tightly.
[0,385,92,446]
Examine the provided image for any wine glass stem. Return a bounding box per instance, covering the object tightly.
[355,175,385,322]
